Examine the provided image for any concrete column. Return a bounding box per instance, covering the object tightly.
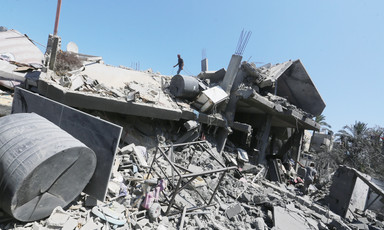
[47,35,61,71]
[220,55,242,94]
[215,70,246,154]
[201,58,208,72]
[257,115,272,165]
[216,127,231,154]
[293,129,304,171]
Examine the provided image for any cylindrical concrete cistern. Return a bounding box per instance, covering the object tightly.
[0,113,97,221]
[169,75,200,99]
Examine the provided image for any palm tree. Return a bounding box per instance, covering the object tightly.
[315,114,331,130]
[337,121,368,140]
[335,121,368,170]
[313,114,332,135]
[334,122,384,177]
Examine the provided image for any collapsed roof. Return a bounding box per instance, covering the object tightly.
[0,28,44,64]
[265,60,325,116]
[236,60,325,130]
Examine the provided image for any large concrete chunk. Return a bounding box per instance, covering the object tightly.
[328,166,370,220]
[274,206,318,230]
[273,60,325,116]
[0,113,96,221]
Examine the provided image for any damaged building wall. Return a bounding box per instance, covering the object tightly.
[310,132,334,152]
[327,166,370,220]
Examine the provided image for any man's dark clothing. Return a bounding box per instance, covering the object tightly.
[176,58,184,74]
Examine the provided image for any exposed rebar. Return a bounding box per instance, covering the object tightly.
[235,29,252,56]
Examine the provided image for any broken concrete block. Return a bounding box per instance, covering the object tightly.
[108,180,121,197]
[62,217,78,230]
[184,120,199,131]
[137,218,150,228]
[60,76,71,87]
[225,203,242,219]
[81,219,102,230]
[349,222,369,230]
[109,88,125,98]
[31,222,45,230]
[111,158,121,177]
[133,146,149,168]
[259,78,273,88]
[157,224,167,230]
[197,68,226,83]
[69,75,84,90]
[254,217,267,230]
[188,164,204,173]
[364,209,376,221]
[109,201,126,215]
[241,193,252,203]
[46,207,70,228]
[120,143,135,154]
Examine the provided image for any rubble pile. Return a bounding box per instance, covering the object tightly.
[0,135,365,230]
[0,139,360,229]
[2,27,384,230]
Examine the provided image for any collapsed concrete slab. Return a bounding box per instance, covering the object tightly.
[0,28,44,64]
[274,206,318,230]
[37,78,183,121]
[243,60,326,116]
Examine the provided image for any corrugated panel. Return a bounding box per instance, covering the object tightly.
[0,29,44,64]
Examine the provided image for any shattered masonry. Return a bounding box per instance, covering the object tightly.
[0,28,383,230]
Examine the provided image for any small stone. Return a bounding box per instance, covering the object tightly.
[225,203,242,219]
[254,217,266,230]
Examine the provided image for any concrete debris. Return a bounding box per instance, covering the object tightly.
[225,203,243,219]
[46,207,70,228]
[1,27,383,230]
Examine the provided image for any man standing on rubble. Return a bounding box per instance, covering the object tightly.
[173,54,184,75]
[297,161,317,195]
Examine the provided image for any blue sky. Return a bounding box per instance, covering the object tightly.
[2,0,384,133]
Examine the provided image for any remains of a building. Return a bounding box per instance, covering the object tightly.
[1,26,384,230]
